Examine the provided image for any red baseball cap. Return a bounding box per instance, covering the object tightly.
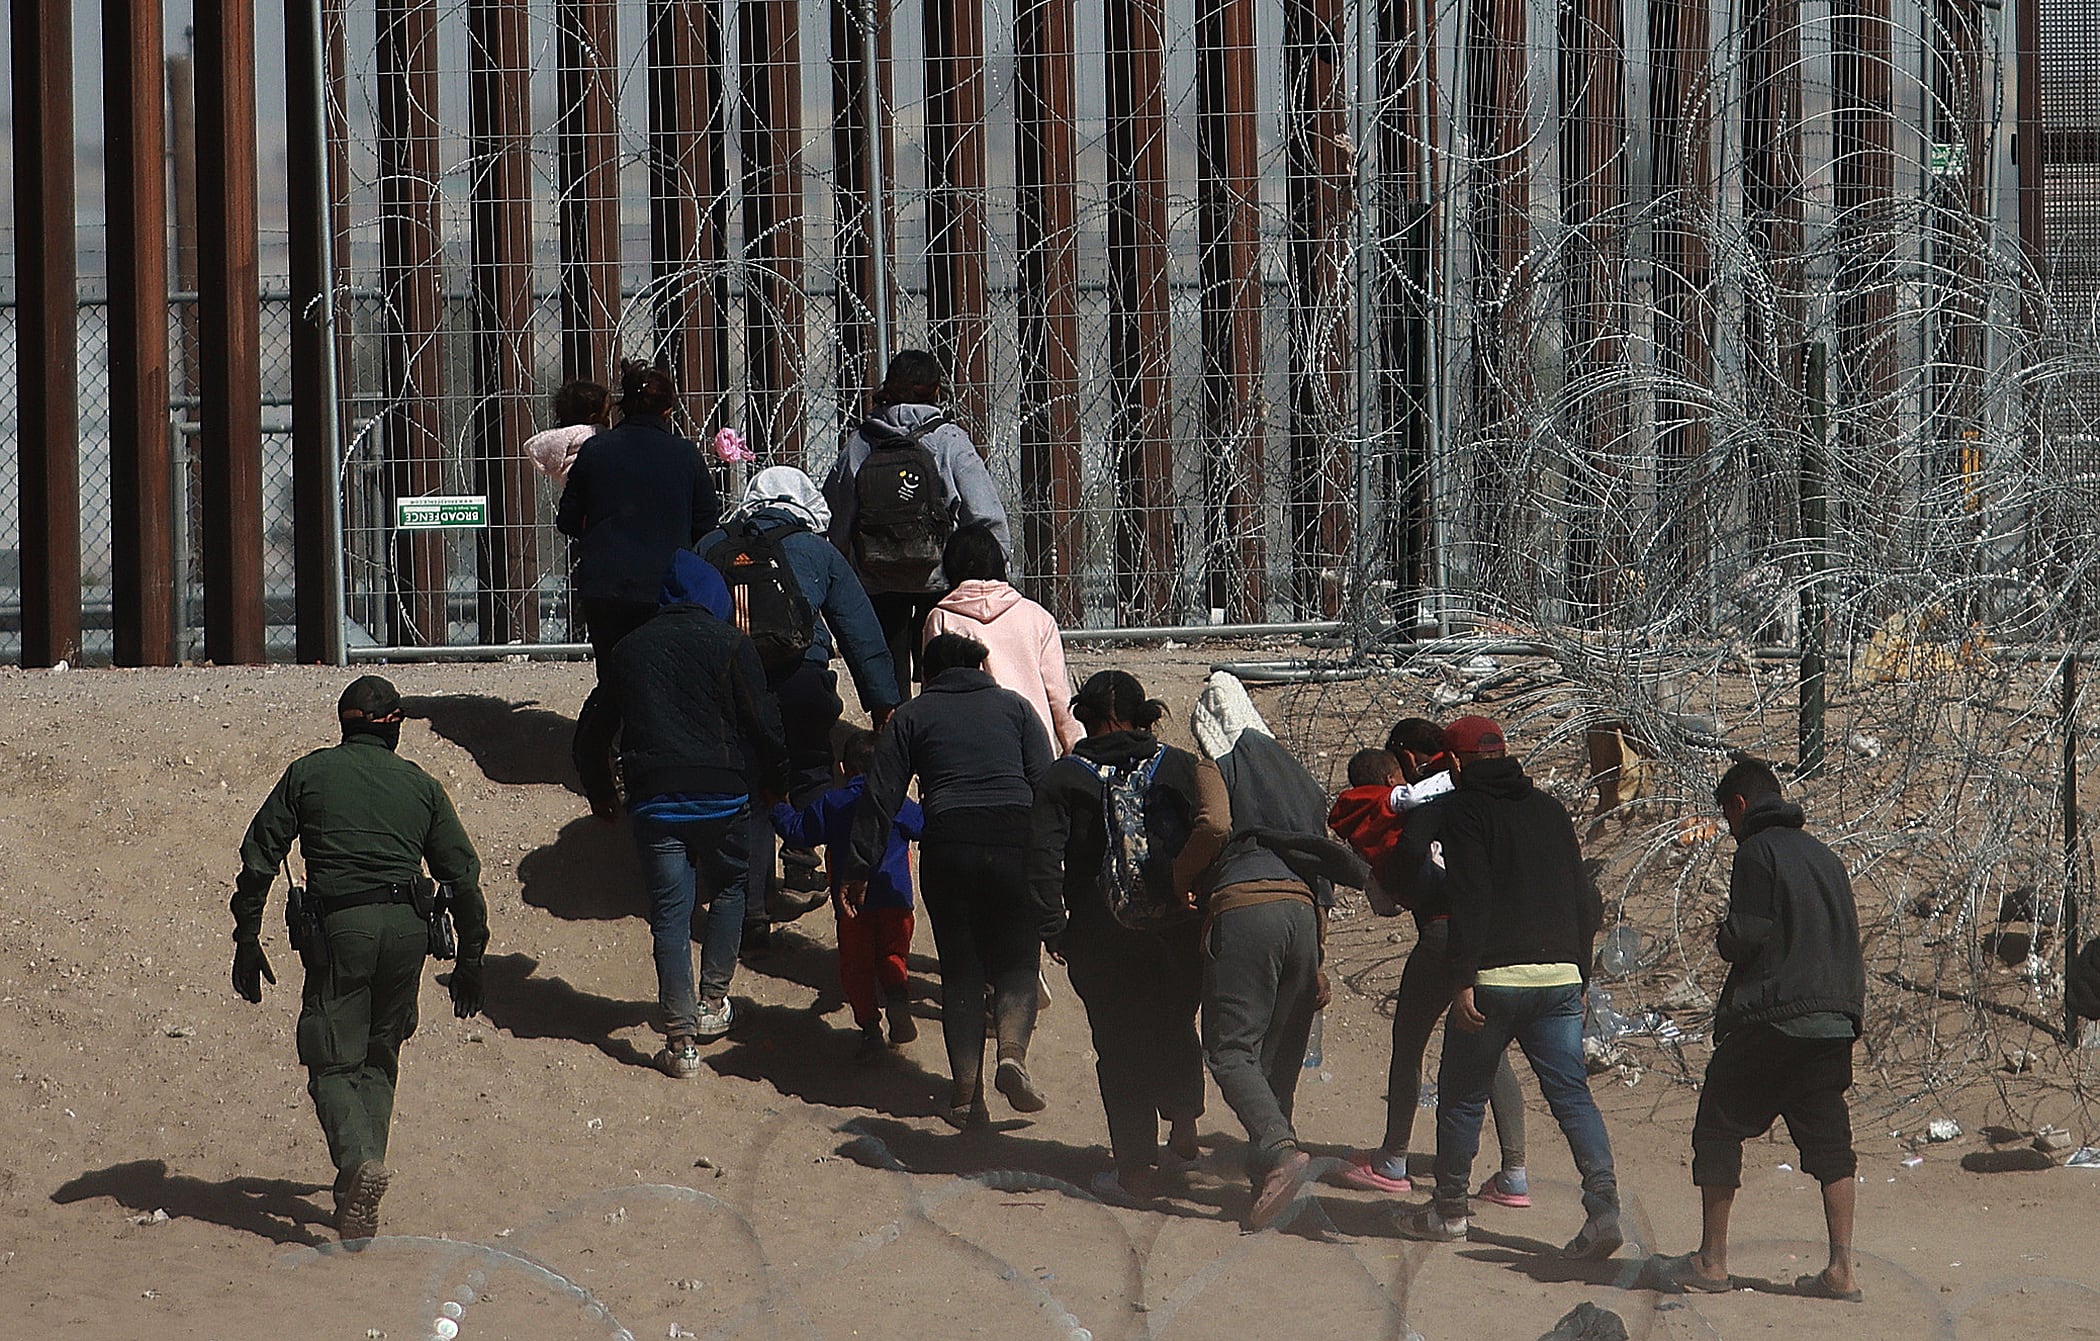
[1443,715,1506,754]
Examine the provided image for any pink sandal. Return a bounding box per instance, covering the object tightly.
[1474,1170,1532,1207]
[1331,1152,1411,1194]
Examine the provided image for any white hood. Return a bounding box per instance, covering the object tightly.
[1190,670,1273,761]
[733,464,832,533]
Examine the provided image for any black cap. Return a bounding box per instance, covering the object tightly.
[338,674,402,719]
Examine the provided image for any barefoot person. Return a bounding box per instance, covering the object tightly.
[1658,758,1865,1301]
[229,675,489,1242]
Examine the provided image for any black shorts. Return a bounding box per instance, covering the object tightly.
[1692,1024,1856,1187]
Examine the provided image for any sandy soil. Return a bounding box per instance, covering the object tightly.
[3,647,2097,1341]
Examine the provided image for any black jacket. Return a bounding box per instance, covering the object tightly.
[1716,797,1864,1037]
[1439,756,1601,981]
[556,414,721,603]
[1027,731,1224,946]
[1206,729,1364,904]
[601,605,788,801]
[848,667,1052,871]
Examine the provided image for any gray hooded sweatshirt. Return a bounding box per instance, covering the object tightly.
[822,402,1013,593]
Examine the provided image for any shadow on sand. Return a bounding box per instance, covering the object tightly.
[403,693,582,790]
[476,952,658,1070]
[52,1159,332,1247]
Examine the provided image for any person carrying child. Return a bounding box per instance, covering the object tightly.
[771,729,924,1060]
[1324,725,1529,1204]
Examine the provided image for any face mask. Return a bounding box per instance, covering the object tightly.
[344,718,402,751]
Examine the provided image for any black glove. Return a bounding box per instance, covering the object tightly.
[232,937,276,1004]
[2068,941,2100,1022]
[449,958,484,1019]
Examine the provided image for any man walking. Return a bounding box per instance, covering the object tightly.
[598,551,790,1076]
[1397,716,1621,1259]
[1188,672,1365,1229]
[1658,759,1865,1301]
[231,675,488,1242]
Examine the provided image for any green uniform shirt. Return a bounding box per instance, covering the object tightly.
[233,734,488,958]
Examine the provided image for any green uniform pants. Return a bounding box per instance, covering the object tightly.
[297,903,426,1179]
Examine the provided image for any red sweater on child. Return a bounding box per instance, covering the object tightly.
[1329,784,1406,871]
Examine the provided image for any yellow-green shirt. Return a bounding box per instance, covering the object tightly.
[1475,962,1583,988]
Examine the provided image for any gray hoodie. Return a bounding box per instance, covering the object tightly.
[822,402,1013,593]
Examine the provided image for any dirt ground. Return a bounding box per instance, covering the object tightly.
[3,646,2097,1340]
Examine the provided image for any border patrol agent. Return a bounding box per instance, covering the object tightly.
[229,675,489,1242]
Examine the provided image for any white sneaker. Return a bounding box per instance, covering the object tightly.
[696,996,735,1039]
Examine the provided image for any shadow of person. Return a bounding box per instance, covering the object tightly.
[402,693,582,790]
[703,995,951,1121]
[51,1159,331,1247]
[476,952,657,1070]
[1459,1224,1653,1289]
[518,816,641,922]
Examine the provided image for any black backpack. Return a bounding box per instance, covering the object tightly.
[702,519,817,676]
[852,418,954,589]
[1093,745,1197,932]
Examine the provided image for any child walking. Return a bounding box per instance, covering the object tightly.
[772,729,924,1058]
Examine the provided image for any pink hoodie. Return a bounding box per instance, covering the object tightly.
[923,579,1082,752]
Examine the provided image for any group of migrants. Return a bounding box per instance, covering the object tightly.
[227,352,2100,1303]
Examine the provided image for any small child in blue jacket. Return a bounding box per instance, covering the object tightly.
[772,729,923,1056]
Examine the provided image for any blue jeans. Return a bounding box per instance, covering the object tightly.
[1434,983,1617,1221]
[633,807,751,1037]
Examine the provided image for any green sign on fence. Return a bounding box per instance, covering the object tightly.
[395,495,489,530]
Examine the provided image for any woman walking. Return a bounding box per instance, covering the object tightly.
[1028,671,1231,1202]
[921,524,1082,752]
[848,633,1054,1127]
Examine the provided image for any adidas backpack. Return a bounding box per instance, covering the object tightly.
[702,519,818,676]
[1095,745,1197,932]
[852,418,954,589]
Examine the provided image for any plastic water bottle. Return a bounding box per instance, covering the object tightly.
[1303,1010,1325,1068]
[1597,925,1642,979]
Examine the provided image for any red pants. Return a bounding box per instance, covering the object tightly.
[837,905,914,1026]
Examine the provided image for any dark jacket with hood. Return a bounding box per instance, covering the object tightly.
[1027,730,1231,947]
[556,413,721,604]
[1205,729,1365,905]
[600,551,788,802]
[1438,755,1602,981]
[847,667,1052,870]
[1716,796,1864,1038]
[822,402,1012,593]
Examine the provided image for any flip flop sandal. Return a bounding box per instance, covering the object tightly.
[1794,1272,1864,1303]
[1651,1253,1732,1294]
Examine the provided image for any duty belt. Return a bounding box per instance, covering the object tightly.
[317,882,420,916]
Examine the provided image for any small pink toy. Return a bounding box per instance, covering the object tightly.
[711,426,755,464]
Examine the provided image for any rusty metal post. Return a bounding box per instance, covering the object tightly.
[1197,0,1268,621]
[1648,0,1715,600]
[832,0,897,415]
[1461,0,1534,600]
[1924,0,1989,479]
[14,0,81,668]
[650,0,733,430]
[1557,0,1630,623]
[106,0,177,666]
[924,0,993,444]
[376,0,449,646]
[559,0,622,383]
[469,0,541,644]
[1105,0,1178,621]
[1015,0,1083,621]
[1283,0,1354,619]
[739,0,810,462]
[1376,0,1438,620]
[289,0,346,665]
[1741,0,1806,552]
[1830,0,1897,514]
[196,0,267,664]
